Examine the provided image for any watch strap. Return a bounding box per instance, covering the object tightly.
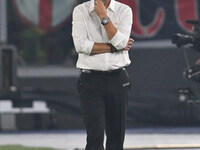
[108,43,118,53]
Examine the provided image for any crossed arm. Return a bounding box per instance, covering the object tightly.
[91,39,134,55]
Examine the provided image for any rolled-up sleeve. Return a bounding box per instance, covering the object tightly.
[72,6,94,55]
[110,7,133,50]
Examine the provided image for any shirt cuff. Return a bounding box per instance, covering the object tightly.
[110,31,125,50]
[84,40,94,55]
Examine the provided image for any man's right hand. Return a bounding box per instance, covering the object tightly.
[94,0,107,20]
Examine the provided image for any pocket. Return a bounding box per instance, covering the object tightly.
[77,73,84,93]
[77,72,91,93]
[121,69,131,90]
[77,77,82,93]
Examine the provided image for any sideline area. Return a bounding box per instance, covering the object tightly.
[1,127,200,150]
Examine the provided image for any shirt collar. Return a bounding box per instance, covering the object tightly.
[89,0,116,13]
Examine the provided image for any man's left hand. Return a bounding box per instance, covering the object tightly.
[123,38,134,51]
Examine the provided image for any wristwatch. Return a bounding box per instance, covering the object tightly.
[101,17,110,25]
[108,43,118,53]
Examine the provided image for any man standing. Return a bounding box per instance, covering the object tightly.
[72,0,133,149]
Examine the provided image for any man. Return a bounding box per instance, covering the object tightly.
[72,0,134,149]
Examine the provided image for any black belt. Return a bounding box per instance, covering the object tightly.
[81,67,125,75]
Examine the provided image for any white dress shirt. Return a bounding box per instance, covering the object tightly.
[72,0,133,71]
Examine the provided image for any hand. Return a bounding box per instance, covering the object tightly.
[123,38,134,51]
[196,59,200,65]
[94,0,107,20]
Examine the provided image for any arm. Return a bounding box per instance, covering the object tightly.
[92,0,134,54]
[91,43,111,55]
[94,0,117,40]
[91,38,134,55]
[95,0,133,50]
[72,6,111,55]
[72,6,94,55]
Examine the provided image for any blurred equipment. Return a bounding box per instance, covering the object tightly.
[0,0,17,96]
[0,0,7,43]
[0,100,51,130]
[0,45,18,98]
[172,20,200,51]
[171,19,200,84]
[178,87,195,103]
[172,20,200,103]
[184,65,200,82]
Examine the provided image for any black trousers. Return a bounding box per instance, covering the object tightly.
[77,68,131,150]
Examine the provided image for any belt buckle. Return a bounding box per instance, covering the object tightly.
[81,69,91,73]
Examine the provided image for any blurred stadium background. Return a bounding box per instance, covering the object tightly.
[0,0,200,149]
